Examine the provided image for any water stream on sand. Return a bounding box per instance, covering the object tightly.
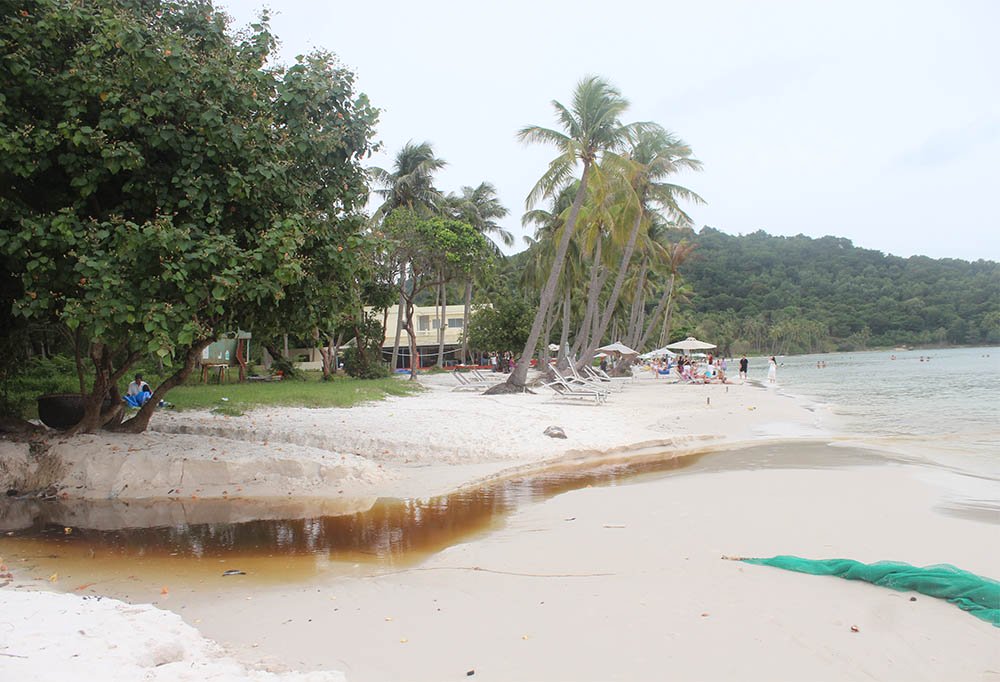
[0,440,967,589]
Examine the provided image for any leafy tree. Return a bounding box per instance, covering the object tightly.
[445,182,510,363]
[0,1,378,431]
[382,209,493,379]
[466,297,533,358]
[369,140,447,368]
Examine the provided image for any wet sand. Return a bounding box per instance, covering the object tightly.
[4,444,998,681]
[179,462,999,682]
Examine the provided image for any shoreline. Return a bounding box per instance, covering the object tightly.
[2,372,998,681]
[1,371,833,504]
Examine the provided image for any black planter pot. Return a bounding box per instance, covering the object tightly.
[36,393,114,430]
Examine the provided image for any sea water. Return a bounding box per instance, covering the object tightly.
[756,346,1000,518]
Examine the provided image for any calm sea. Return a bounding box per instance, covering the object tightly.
[751,346,1000,492]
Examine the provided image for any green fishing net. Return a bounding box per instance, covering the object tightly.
[738,555,1000,626]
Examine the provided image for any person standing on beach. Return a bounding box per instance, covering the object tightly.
[739,355,748,382]
[767,356,777,384]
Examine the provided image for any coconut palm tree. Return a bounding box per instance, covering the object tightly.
[521,183,581,367]
[636,239,697,352]
[498,76,642,390]
[369,141,447,219]
[576,126,703,368]
[447,183,511,363]
[369,141,447,369]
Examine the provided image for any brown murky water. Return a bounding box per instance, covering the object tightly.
[0,443,886,586]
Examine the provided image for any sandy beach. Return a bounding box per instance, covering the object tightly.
[1,371,997,680]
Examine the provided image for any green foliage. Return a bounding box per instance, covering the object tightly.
[342,312,389,379]
[0,353,174,418]
[0,1,379,420]
[162,374,420,413]
[342,346,390,379]
[466,298,534,353]
[676,228,1000,352]
[1,355,81,417]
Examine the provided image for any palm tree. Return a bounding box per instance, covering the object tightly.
[576,126,703,368]
[447,183,511,363]
[369,141,447,370]
[369,141,447,218]
[521,183,581,367]
[636,239,697,352]
[500,76,641,390]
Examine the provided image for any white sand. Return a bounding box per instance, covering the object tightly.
[2,372,997,680]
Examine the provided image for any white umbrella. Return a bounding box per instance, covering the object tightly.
[596,341,639,356]
[664,336,716,351]
[640,345,678,359]
[547,343,561,351]
[595,352,608,358]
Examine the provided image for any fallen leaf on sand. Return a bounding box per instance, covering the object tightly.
[161,586,169,595]
[73,582,96,591]
[48,573,58,582]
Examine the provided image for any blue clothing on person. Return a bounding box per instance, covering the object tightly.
[123,392,151,408]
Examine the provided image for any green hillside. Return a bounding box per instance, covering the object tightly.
[676,227,1000,353]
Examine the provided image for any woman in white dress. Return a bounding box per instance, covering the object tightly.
[767,356,777,383]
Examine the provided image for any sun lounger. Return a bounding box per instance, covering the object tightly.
[583,366,627,390]
[451,370,485,392]
[550,366,611,397]
[471,369,503,383]
[542,378,607,404]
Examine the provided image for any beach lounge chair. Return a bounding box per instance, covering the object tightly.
[542,377,607,404]
[471,369,503,384]
[551,366,611,397]
[451,370,485,392]
[583,365,627,391]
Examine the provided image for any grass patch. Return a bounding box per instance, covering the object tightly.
[167,374,422,415]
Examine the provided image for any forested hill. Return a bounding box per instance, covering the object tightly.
[676,227,1000,351]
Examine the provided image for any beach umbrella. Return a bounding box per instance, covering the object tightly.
[664,336,716,352]
[640,345,678,359]
[596,341,639,356]
[595,352,608,358]
[547,343,561,351]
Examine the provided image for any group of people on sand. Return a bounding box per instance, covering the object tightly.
[638,353,779,385]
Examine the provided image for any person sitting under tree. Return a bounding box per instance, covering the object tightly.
[124,373,152,407]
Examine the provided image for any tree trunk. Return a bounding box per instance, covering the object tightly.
[435,277,446,368]
[637,272,675,352]
[390,271,406,370]
[462,278,473,365]
[626,257,648,347]
[69,344,138,435]
[318,328,335,380]
[576,208,644,370]
[502,163,592,389]
[571,238,603,361]
[658,281,678,348]
[403,297,420,380]
[557,287,571,367]
[116,340,211,433]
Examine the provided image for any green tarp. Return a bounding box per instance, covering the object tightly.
[739,555,1000,627]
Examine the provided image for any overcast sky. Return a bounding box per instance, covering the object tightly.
[219,0,999,262]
